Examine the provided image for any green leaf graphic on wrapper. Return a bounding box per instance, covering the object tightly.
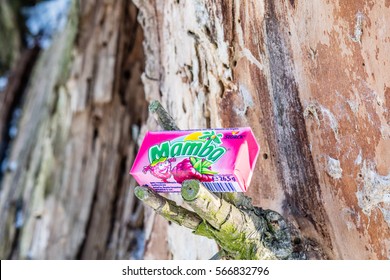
[190,157,218,175]
[199,131,223,144]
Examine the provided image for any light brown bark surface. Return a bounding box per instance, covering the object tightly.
[134,0,390,259]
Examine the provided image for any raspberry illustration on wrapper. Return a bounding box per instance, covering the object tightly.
[171,157,217,183]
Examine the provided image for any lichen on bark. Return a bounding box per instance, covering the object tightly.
[0,0,21,75]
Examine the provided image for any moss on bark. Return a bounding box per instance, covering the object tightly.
[0,0,21,75]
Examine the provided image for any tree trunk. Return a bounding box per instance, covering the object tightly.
[0,0,148,259]
[133,0,390,259]
[0,0,389,260]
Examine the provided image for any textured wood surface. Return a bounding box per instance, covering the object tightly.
[0,0,147,259]
[134,0,390,259]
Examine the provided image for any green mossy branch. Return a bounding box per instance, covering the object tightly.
[149,100,179,131]
[134,186,203,230]
[182,180,282,259]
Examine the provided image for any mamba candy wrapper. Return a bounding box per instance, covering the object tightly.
[130,128,259,192]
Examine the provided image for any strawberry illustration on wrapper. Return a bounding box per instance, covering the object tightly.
[130,128,259,193]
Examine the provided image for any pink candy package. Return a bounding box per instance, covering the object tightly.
[130,128,259,192]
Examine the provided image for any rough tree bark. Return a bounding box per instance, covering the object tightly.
[0,0,389,260]
[133,0,390,259]
[0,0,147,259]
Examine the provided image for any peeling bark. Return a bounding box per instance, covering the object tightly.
[0,0,147,259]
[134,0,390,259]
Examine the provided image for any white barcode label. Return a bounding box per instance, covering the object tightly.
[203,181,241,192]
